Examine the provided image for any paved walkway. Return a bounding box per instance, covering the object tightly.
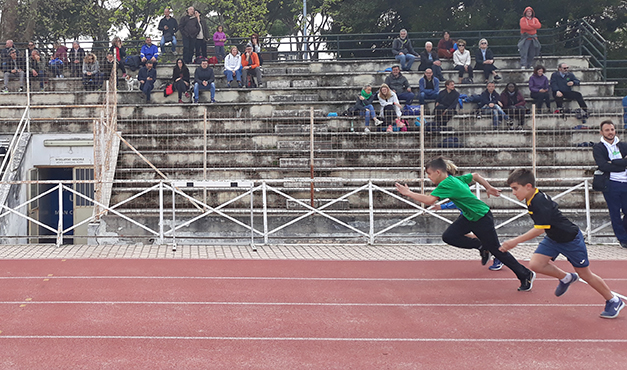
[0,243,625,260]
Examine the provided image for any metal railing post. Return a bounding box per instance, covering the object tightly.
[159,181,164,244]
[584,179,592,243]
[250,183,256,251]
[56,183,63,247]
[171,183,176,251]
[368,181,374,244]
[262,181,268,245]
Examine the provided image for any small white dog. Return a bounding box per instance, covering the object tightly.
[125,75,140,91]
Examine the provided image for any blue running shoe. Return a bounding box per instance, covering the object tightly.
[600,298,625,319]
[555,272,579,297]
[488,258,503,271]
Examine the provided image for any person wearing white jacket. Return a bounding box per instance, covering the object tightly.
[453,39,473,84]
[378,83,405,132]
[223,46,242,87]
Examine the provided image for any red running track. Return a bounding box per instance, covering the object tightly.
[0,259,626,369]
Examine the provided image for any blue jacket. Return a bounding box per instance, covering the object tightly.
[419,76,440,93]
[550,71,580,93]
[138,66,156,85]
[140,44,160,61]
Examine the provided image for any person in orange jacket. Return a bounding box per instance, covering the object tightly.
[241,44,263,88]
[518,6,541,69]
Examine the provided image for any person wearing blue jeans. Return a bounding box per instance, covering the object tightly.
[351,85,381,132]
[158,8,178,54]
[194,59,215,103]
[223,46,242,87]
[479,81,509,128]
[593,120,627,248]
[391,29,417,71]
[418,68,440,105]
[385,66,415,106]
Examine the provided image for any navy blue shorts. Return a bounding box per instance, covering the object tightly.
[534,230,589,268]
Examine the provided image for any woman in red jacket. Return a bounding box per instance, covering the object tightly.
[518,7,541,69]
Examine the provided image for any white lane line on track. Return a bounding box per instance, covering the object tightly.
[0,301,611,307]
[1,276,626,281]
[0,335,626,342]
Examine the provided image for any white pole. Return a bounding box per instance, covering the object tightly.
[303,0,308,59]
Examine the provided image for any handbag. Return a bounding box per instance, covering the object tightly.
[164,83,174,97]
[592,170,609,192]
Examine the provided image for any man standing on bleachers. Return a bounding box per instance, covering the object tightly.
[550,63,587,114]
[392,29,417,72]
[140,37,160,68]
[158,8,178,55]
[179,6,200,64]
[385,65,415,106]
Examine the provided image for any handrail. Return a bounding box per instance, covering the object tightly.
[0,107,29,182]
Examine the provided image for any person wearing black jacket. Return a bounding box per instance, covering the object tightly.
[193,58,215,103]
[592,120,627,248]
[385,66,414,106]
[479,81,510,129]
[179,7,200,63]
[550,63,588,113]
[68,41,85,77]
[172,58,190,103]
[158,8,178,54]
[2,48,25,92]
[109,37,127,77]
[392,29,417,71]
[418,42,444,81]
[434,80,459,125]
[137,60,156,102]
[474,39,502,83]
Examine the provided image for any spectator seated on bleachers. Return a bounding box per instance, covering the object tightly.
[140,37,160,68]
[419,68,440,106]
[550,63,588,114]
[2,48,25,93]
[500,82,527,129]
[50,42,68,78]
[437,31,455,59]
[109,37,127,77]
[223,46,242,88]
[418,42,444,81]
[241,44,262,88]
[474,38,502,83]
[172,58,190,103]
[30,50,47,91]
[68,41,85,77]
[434,80,459,126]
[385,65,415,106]
[528,65,551,112]
[138,60,156,102]
[193,58,215,103]
[392,29,417,72]
[377,83,406,132]
[158,7,178,55]
[82,53,102,91]
[479,81,510,129]
[453,39,473,84]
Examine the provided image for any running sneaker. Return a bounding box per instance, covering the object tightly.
[488,258,503,271]
[480,248,491,266]
[600,298,625,319]
[518,270,536,292]
[555,272,579,297]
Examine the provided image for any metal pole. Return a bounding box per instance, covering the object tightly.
[303,0,308,59]
[420,105,425,194]
[310,106,315,207]
[368,181,374,244]
[203,108,207,205]
[584,179,592,243]
[250,183,256,251]
[56,183,63,247]
[26,50,31,132]
[262,182,268,245]
[171,184,177,251]
[532,104,537,179]
[159,181,164,244]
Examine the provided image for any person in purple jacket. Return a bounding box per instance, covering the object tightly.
[528,65,551,112]
[213,25,226,62]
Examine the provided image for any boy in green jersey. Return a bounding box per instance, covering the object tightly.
[396,157,535,291]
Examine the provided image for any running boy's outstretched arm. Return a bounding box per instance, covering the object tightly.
[395,183,439,206]
[471,173,501,198]
[500,227,545,252]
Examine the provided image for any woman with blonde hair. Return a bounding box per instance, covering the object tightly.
[378,83,405,132]
[82,53,101,91]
